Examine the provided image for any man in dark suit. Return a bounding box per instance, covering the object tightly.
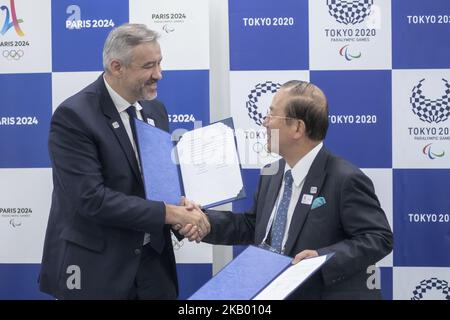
[39,23,209,299]
[181,80,393,299]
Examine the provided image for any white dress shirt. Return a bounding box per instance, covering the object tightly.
[104,76,151,245]
[262,142,323,253]
[103,76,144,166]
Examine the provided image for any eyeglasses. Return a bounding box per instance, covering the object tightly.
[263,110,299,122]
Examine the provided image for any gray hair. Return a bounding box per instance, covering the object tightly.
[103,23,159,72]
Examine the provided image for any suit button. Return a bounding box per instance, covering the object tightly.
[134,248,141,255]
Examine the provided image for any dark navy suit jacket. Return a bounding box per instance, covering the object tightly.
[39,75,177,299]
[204,147,393,299]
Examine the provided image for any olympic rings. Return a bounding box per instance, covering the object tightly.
[2,49,24,60]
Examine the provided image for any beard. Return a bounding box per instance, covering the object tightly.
[134,80,158,101]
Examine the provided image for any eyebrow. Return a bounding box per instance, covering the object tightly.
[142,57,162,68]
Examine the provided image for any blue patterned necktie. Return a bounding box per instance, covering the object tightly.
[271,170,293,254]
[126,106,138,143]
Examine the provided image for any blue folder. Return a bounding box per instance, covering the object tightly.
[134,119,182,205]
[133,117,245,207]
[188,245,292,300]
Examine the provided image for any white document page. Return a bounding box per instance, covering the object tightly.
[177,122,243,208]
[253,255,328,300]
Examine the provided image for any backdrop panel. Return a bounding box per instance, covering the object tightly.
[0,0,211,299]
[229,0,450,300]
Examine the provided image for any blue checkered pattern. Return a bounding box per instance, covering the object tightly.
[410,78,450,124]
[327,0,373,25]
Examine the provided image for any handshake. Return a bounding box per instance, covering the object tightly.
[165,197,210,243]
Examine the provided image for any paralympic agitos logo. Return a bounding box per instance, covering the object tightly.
[339,44,361,61]
[422,143,445,159]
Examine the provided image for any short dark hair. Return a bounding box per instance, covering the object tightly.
[281,80,329,141]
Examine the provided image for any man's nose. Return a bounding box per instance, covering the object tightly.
[153,65,162,80]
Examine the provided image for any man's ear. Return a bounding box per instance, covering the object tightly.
[293,119,306,139]
[108,59,123,77]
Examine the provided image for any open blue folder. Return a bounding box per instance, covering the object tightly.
[133,118,245,208]
[188,245,292,300]
[189,246,334,300]
[134,119,181,205]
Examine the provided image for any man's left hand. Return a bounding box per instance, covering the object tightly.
[292,249,318,264]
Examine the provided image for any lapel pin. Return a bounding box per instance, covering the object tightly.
[310,186,317,194]
[301,194,313,205]
[147,118,155,126]
[112,121,120,129]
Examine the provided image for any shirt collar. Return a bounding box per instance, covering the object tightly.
[285,142,323,187]
[103,75,143,113]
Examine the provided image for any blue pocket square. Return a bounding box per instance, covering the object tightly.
[311,196,326,210]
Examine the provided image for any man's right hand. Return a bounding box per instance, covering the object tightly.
[176,223,205,243]
[165,203,210,242]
